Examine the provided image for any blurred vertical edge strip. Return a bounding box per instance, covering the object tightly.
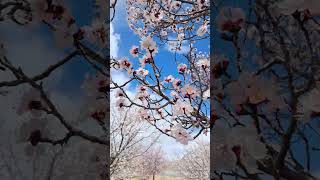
[106,0,111,179]
[209,0,214,179]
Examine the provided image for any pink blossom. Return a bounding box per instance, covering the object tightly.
[136,91,149,101]
[177,63,187,74]
[83,20,107,48]
[150,11,164,22]
[216,7,246,32]
[170,91,180,102]
[164,75,175,83]
[197,0,208,9]
[82,73,108,97]
[173,100,193,116]
[135,68,149,77]
[115,90,125,98]
[140,36,157,53]
[181,84,198,99]
[29,0,49,23]
[88,99,108,122]
[119,58,132,69]
[31,0,72,23]
[173,79,182,89]
[129,45,139,57]
[16,88,48,117]
[170,1,182,10]
[139,55,152,68]
[137,85,147,92]
[197,58,210,69]
[115,99,127,111]
[138,108,151,120]
[171,124,192,145]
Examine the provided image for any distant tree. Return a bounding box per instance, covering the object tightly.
[110,106,160,179]
[175,139,209,180]
[138,147,167,180]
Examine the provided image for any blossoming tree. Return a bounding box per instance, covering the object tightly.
[137,147,167,180]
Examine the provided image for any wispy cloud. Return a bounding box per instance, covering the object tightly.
[111,69,130,85]
[160,133,210,160]
[110,23,120,58]
[110,22,132,93]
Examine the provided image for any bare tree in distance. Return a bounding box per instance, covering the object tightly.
[174,139,209,180]
[138,147,167,180]
[110,105,161,179]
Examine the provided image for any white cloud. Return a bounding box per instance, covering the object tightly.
[110,23,120,58]
[111,69,130,85]
[160,133,210,160]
